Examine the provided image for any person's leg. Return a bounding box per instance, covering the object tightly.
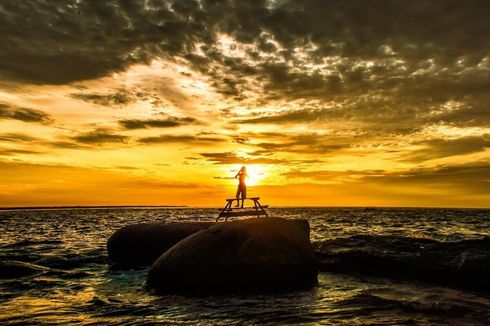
[235,186,241,207]
[241,186,246,208]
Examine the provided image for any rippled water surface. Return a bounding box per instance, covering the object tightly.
[1,207,490,325]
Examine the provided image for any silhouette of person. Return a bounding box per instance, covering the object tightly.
[234,166,247,208]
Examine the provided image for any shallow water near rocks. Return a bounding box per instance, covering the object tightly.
[1,207,490,325]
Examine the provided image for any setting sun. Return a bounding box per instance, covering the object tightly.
[229,164,268,187]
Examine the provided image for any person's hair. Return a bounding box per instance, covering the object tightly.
[241,166,246,171]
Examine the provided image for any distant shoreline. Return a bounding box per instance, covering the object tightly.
[0,205,488,211]
[0,205,188,211]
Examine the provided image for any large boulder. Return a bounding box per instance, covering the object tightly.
[147,217,318,295]
[107,221,215,267]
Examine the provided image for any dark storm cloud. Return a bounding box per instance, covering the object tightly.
[283,161,490,192]
[237,131,490,161]
[0,1,162,84]
[119,116,199,129]
[0,133,39,142]
[237,92,490,130]
[46,141,88,149]
[0,0,217,84]
[71,87,169,108]
[0,132,90,150]
[282,169,385,181]
[393,162,490,191]
[138,134,224,144]
[234,95,426,128]
[0,1,487,82]
[71,90,134,107]
[379,161,490,193]
[403,135,490,162]
[199,152,284,164]
[71,129,128,144]
[253,133,352,154]
[1,0,489,131]
[0,103,52,123]
[0,148,41,156]
[427,96,490,127]
[236,107,338,124]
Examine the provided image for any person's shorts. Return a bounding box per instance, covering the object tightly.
[236,184,246,198]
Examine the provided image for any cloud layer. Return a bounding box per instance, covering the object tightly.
[0,0,489,206]
[0,103,52,123]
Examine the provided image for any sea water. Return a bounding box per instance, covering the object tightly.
[1,207,489,325]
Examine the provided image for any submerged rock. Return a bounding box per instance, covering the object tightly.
[107,221,215,267]
[147,217,318,295]
[0,261,47,278]
[315,235,490,292]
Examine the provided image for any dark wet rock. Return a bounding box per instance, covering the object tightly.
[107,221,215,267]
[0,261,48,278]
[147,217,318,295]
[314,235,490,292]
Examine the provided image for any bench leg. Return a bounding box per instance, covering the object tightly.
[256,200,269,217]
[217,201,232,222]
[253,199,260,218]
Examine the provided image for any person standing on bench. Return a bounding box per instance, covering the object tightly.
[234,166,247,208]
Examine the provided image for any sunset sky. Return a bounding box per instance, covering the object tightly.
[0,0,489,207]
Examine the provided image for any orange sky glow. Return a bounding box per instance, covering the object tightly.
[1,1,489,208]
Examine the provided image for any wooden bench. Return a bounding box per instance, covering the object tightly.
[216,197,269,222]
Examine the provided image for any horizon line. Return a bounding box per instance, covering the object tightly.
[0,204,488,211]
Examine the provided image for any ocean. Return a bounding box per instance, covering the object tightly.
[1,207,489,325]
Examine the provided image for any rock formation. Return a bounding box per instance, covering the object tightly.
[107,221,215,267]
[147,217,318,295]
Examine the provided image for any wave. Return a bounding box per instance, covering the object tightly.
[35,248,107,269]
[314,235,490,292]
[337,291,490,320]
[2,239,63,248]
